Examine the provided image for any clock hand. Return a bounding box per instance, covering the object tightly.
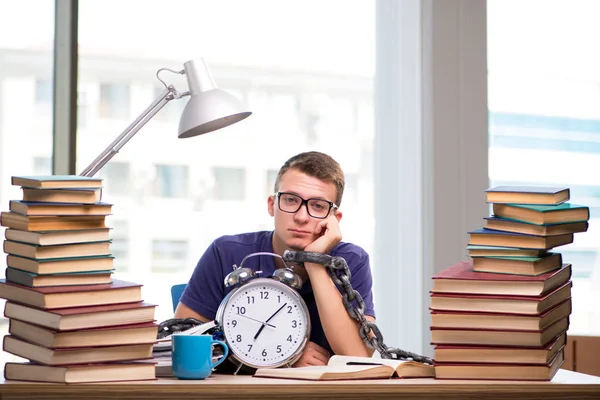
[236,313,276,328]
[254,302,287,340]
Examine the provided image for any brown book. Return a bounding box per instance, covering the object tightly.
[11,175,103,189]
[4,361,156,383]
[7,254,114,274]
[430,299,572,331]
[432,261,571,296]
[433,333,566,364]
[0,212,106,231]
[471,254,563,276]
[429,281,572,315]
[468,228,573,250]
[430,317,569,347]
[2,335,154,366]
[485,186,570,205]
[484,217,589,237]
[9,320,158,348]
[3,240,111,260]
[4,301,156,331]
[434,350,564,381]
[5,228,111,246]
[21,188,102,204]
[9,200,112,216]
[492,203,590,225]
[5,268,113,288]
[254,355,434,380]
[0,279,143,309]
[466,245,546,258]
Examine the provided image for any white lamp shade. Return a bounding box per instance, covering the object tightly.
[177,58,251,138]
[178,89,251,138]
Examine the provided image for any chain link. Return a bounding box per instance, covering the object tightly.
[283,250,433,365]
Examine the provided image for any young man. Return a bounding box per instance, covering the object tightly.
[175,151,376,367]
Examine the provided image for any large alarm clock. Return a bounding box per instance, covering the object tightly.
[215,252,310,370]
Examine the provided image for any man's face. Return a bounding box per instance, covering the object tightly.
[268,168,341,251]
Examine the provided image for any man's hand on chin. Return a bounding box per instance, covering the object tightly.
[304,214,342,254]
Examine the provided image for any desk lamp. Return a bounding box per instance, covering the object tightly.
[79,58,251,177]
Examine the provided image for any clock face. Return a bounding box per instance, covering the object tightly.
[216,278,310,369]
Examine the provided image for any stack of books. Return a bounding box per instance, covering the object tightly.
[430,186,590,381]
[0,175,158,383]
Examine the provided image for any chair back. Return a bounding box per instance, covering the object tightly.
[171,283,187,312]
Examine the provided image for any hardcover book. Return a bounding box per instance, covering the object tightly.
[492,203,590,225]
[432,261,571,296]
[484,217,588,237]
[468,228,573,250]
[485,186,570,205]
[11,175,103,189]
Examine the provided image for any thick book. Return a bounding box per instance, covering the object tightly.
[5,228,111,246]
[3,301,157,331]
[6,254,114,274]
[3,240,112,260]
[434,350,564,381]
[9,320,158,348]
[484,217,589,237]
[2,335,154,366]
[11,175,103,189]
[0,212,107,231]
[429,281,572,315]
[21,188,102,204]
[432,261,571,296]
[0,279,143,309]
[430,317,569,347]
[5,268,113,287]
[468,228,573,250]
[254,355,434,380]
[466,245,546,258]
[471,254,563,276]
[433,333,566,364]
[492,203,590,225]
[9,200,113,216]
[4,361,156,383]
[485,186,570,205]
[430,299,571,331]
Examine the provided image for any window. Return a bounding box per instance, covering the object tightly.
[35,78,53,104]
[213,167,246,201]
[153,164,188,198]
[152,239,189,272]
[488,0,600,335]
[102,162,130,196]
[109,220,129,272]
[99,83,130,119]
[266,169,278,197]
[154,86,188,121]
[33,157,52,175]
[78,91,90,129]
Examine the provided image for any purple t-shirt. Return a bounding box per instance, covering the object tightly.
[179,230,375,354]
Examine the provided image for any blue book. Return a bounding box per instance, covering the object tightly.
[485,186,569,205]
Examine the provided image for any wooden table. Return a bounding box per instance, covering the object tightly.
[0,369,599,399]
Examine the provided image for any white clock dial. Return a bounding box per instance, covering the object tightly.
[217,278,310,368]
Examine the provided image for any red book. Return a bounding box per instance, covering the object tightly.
[430,281,572,315]
[430,317,569,347]
[433,333,566,364]
[3,301,157,331]
[0,279,142,309]
[432,260,571,296]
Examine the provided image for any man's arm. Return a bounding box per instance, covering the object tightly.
[174,302,211,322]
[304,215,375,357]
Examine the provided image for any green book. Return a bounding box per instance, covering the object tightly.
[492,202,590,225]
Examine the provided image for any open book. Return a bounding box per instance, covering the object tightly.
[254,355,435,381]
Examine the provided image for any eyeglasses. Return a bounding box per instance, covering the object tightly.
[275,192,338,219]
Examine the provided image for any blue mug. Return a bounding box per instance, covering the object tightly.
[172,334,229,380]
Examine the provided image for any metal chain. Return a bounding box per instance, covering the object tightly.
[283,250,433,365]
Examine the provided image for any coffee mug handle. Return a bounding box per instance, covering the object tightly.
[210,340,229,369]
